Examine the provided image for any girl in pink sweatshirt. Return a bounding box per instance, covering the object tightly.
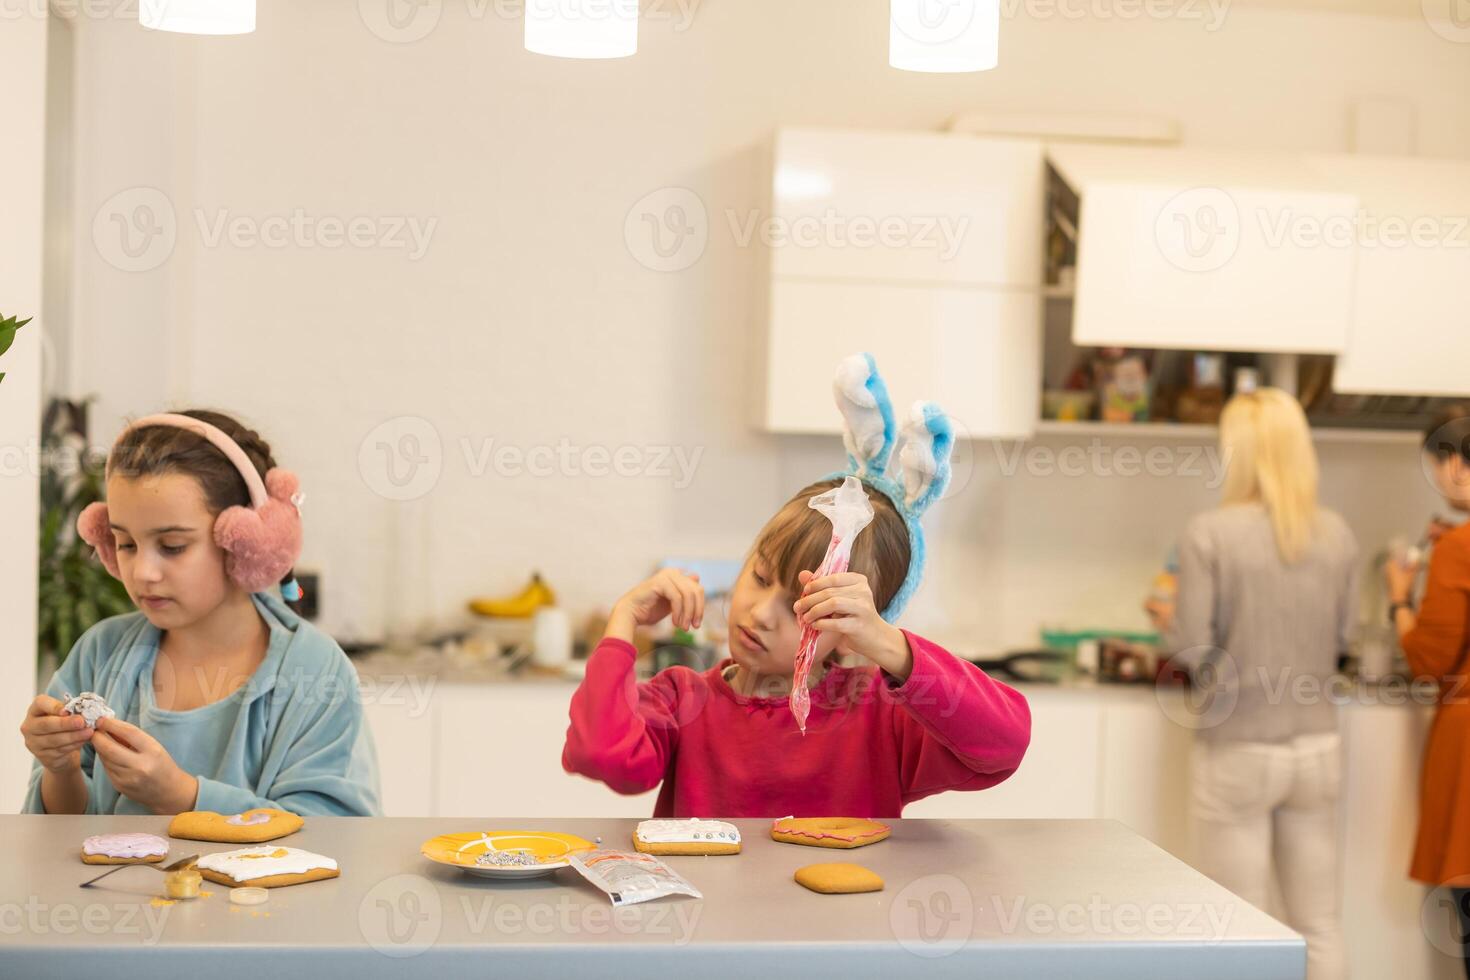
[562,354,1031,818]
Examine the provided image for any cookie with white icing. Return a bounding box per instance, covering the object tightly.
[168,808,304,843]
[196,846,339,888]
[61,692,115,729]
[633,819,742,856]
[80,832,170,866]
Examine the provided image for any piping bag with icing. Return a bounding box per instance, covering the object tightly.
[791,476,874,733]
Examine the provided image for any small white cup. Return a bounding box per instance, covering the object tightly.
[531,607,573,670]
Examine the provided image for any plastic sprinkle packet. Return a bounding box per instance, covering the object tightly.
[791,477,874,733]
[566,849,703,907]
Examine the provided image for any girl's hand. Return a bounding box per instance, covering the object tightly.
[1385,558,1417,605]
[606,568,705,643]
[90,717,198,815]
[793,570,913,681]
[20,696,93,774]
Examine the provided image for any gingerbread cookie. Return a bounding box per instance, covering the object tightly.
[61,692,115,728]
[794,862,884,894]
[195,846,338,889]
[169,808,303,843]
[771,817,891,849]
[80,832,169,865]
[633,819,742,856]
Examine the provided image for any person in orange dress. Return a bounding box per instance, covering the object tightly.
[1387,406,1470,979]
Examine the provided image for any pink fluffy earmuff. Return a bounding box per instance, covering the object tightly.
[76,413,304,594]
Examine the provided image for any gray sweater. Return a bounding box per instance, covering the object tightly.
[1165,503,1360,744]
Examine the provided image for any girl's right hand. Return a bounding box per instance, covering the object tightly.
[20,696,92,773]
[610,568,705,635]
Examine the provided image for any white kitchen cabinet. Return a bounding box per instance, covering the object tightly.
[1098,692,1192,856]
[362,699,437,818]
[1319,155,1470,397]
[764,128,1045,439]
[904,694,1103,819]
[1049,144,1359,354]
[771,128,1044,286]
[432,683,657,819]
[765,279,1040,438]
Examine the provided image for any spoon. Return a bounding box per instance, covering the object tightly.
[80,853,199,889]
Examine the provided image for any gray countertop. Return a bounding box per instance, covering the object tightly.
[0,815,1302,979]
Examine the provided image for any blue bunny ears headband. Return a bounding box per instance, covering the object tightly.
[823,353,955,623]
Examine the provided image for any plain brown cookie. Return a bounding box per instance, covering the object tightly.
[197,867,339,889]
[794,863,884,894]
[168,808,303,843]
[81,852,167,866]
[771,817,891,849]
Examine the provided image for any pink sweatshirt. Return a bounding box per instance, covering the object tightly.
[562,631,1032,818]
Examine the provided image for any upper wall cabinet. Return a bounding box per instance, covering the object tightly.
[764,129,1044,439]
[1315,154,1470,397]
[1049,145,1359,355]
[771,128,1043,287]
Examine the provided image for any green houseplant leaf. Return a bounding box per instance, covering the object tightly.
[0,314,32,386]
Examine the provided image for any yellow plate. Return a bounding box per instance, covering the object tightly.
[420,831,596,879]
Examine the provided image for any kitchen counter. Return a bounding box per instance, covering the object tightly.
[0,816,1303,980]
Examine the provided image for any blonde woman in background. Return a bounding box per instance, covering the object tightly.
[1148,388,1360,980]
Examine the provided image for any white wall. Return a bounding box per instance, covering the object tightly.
[58,0,1468,650]
[1,13,49,812]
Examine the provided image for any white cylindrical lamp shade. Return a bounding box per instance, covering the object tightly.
[890,0,998,73]
[525,0,639,59]
[139,0,256,35]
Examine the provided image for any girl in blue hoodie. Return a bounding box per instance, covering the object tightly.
[21,410,380,817]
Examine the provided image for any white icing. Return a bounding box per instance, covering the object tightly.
[62,692,115,728]
[635,819,741,845]
[226,811,274,826]
[83,833,169,858]
[197,846,337,882]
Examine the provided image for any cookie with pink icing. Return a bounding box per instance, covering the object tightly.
[168,808,304,843]
[80,832,170,866]
[196,846,339,889]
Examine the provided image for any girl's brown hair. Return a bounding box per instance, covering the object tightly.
[108,409,302,611]
[751,478,911,614]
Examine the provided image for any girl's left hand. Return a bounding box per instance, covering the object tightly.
[91,718,199,815]
[793,570,914,682]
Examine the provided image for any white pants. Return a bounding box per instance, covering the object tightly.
[1191,732,1345,980]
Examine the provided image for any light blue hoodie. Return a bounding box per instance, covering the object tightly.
[24,592,381,816]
